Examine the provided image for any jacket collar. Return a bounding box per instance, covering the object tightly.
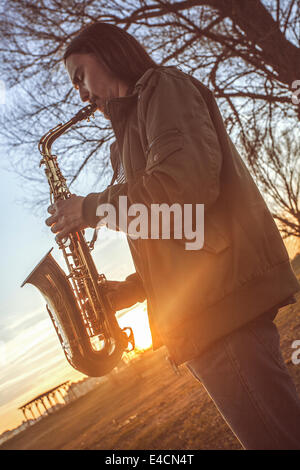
[105,67,157,113]
[134,67,157,91]
[103,68,157,126]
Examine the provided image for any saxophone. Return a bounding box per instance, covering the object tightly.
[21,103,134,377]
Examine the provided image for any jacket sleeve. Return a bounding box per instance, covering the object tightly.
[107,272,146,311]
[124,272,146,303]
[82,69,223,228]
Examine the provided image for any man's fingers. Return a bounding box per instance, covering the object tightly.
[45,214,58,226]
[45,195,86,243]
[47,204,56,214]
[50,216,66,234]
[46,204,59,226]
[50,222,59,234]
[55,229,70,244]
[55,233,65,244]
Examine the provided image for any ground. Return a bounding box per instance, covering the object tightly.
[1,256,300,450]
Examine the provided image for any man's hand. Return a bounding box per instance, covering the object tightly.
[45,194,88,243]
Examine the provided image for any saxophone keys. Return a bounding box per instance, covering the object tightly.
[122,327,135,352]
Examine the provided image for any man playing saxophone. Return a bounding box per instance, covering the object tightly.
[45,22,300,450]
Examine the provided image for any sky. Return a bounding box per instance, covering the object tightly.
[0,160,152,435]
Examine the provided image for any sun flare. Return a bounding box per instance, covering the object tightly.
[117,302,152,351]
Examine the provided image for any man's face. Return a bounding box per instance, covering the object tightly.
[65,53,128,119]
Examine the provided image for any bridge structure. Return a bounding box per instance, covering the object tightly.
[19,381,77,423]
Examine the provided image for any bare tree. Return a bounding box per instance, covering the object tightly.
[242,125,300,238]
[0,0,299,235]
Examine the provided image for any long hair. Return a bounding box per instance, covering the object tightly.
[63,22,159,85]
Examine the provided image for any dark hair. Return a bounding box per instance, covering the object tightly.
[63,22,159,86]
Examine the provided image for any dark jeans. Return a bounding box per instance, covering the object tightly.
[187,314,300,449]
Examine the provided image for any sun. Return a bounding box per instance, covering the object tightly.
[117,302,152,351]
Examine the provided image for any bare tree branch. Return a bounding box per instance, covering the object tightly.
[0,0,299,238]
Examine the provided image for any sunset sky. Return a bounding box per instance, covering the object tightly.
[0,162,152,435]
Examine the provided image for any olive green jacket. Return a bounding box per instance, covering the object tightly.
[83,66,300,365]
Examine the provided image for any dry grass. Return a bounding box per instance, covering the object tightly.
[1,256,299,450]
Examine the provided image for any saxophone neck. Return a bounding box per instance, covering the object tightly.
[39,103,97,159]
[38,103,97,202]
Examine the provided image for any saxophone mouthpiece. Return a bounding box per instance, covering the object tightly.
[74,103,97,123]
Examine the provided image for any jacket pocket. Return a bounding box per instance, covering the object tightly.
[146,128,184,173]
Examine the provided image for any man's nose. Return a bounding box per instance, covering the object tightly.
[78,85,90,103]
